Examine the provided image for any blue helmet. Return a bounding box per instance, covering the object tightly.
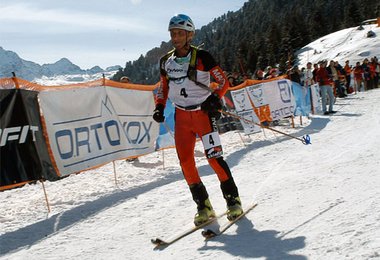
[168,14,195,32]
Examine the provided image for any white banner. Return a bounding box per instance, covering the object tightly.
[310,84,322,114]
[230,88,261,134]
[246,79,296,121]
[230,79,297,134]
[39,86,158,176]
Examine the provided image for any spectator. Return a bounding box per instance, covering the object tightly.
[266,68,278,79]
[344,60,352,93]
[362,58,371,90]
[327,60,346,98]
[288,65,302,84]
[263,66,272,79]
[335,61,347,94]
[312,63,319,83]
[369,57,377,89]
[226,72,236,87]
[304,62,315,87]
[120,76,131,83]
[374,56,380,88]
[254,68,264,80]
[232,71,242,86]
[300,67,306,86]
[316,60,336,115]
[353,61,364,93]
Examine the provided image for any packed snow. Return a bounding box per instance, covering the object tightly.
[1,90,380,259]
[1,24,380,260]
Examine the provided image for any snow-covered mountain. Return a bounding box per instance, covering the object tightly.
[0,47,121,81]
[297,23,380,67]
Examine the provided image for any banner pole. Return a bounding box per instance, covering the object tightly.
[162,149,165,169]
[112,161,118,187]
[40,180,51,213]
[163,121,174,139]
[310,87,315,114]
[11,72,20,89]
[237,131,247,147]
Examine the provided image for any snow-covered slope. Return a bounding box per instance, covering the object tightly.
[297,23,380,67]
[1,88,379,260]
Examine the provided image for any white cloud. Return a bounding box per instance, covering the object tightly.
[130,0,142,5]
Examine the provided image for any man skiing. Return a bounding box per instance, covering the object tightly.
[152,14,242,226]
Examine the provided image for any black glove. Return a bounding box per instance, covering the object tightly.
[201,93,222,113]
[153,104,165,123]
[208,110,221,120]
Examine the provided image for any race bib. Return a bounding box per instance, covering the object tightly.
[201,131,223,159]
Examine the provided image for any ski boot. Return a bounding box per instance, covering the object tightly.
[194,198,216,226]
[220,178,243,220]
[226,196,243,221]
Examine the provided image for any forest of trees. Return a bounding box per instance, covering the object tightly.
[112,0,380,84]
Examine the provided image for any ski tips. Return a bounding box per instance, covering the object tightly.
[201,229,217,239]
[151,238,169,250]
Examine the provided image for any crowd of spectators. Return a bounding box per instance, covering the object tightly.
[223,56,379,116]
[225,56,380,93]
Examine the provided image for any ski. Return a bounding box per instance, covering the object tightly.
[201,203,258,240]
[151,211,227,249]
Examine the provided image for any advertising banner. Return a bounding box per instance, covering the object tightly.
[310,84,322,114]
[155,100,175,150]
[39,86,158,176]
[292,82,312,116]
[246,79,296,121]
[230,88,261,134]
[0,89,57,189]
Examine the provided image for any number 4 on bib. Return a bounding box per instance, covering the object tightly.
[202,131,223,159]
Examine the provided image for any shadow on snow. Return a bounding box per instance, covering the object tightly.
[199,217,307,260]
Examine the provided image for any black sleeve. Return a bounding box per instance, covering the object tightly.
[197,50,218,71]
[159,56,167,77]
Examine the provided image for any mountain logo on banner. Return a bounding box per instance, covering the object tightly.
[100,95,115,116]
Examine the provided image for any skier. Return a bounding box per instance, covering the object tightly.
[152,14,243,226]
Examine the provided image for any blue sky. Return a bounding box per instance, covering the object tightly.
[0,0,247,69]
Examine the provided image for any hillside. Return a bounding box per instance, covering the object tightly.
[113,0,380,84]
[297,22,380,67]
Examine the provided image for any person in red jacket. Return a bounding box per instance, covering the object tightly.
[316,60,336,115]
[152,14,242,226]
[353,61,364,92]
[344,60,352,93]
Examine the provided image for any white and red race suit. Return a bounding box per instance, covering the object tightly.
[155,46,234,185]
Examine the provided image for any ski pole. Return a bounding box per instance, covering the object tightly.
[220,110,311,145]
[162,121,174,139]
